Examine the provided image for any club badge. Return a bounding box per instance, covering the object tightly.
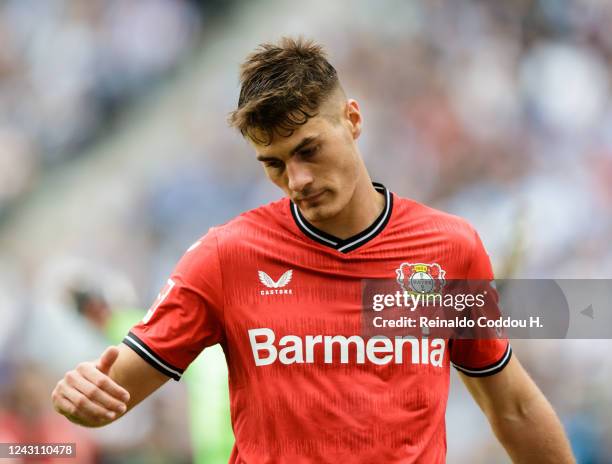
[396,263,446,294]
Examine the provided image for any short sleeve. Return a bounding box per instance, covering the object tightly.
[449,228,512,377]
[123,229,224,381]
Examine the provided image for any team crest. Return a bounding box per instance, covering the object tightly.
[396,263,446,294]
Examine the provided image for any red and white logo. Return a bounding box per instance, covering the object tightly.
[258,270,293,295]
[396,263,446,294]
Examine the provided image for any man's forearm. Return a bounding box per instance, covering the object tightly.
[488,389,574,463]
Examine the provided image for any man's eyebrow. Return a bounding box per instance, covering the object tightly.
[291,136,318,154]
[256,154,279,162]
[256,136,319,162]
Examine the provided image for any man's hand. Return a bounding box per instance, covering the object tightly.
[52,346,131,428]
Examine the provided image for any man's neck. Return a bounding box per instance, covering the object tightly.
[310,177,385,240]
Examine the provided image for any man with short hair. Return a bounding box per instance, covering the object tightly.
[52,37,575,463]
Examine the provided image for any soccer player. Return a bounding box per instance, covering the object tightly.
[52,38,575,463]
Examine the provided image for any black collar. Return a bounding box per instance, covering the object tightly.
[290,182,393,253]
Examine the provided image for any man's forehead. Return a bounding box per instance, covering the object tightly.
[250,118,325,158]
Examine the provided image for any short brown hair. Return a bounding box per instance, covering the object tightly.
[228,37,339,145]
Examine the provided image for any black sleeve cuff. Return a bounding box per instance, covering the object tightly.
[122,331,184,381]
[451,344,512,377]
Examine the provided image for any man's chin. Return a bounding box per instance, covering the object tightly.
[300,203,337,224]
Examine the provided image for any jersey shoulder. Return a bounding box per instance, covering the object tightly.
[390,195,489,278]
[207,197,291,250]
[392,194,479,247]
[177,197,291,285]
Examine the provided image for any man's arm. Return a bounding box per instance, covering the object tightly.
[460,354,575,463]
[52,344,170,427]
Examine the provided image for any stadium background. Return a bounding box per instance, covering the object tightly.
[0,0,611,462]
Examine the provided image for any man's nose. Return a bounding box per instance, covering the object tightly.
[286,160,314,193]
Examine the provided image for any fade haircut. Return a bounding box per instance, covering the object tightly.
[228,37,340,145]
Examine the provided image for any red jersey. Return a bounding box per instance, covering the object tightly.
[124,183,510,463]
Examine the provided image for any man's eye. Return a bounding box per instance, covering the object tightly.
[265,161,284,169]
[300,146,319,158]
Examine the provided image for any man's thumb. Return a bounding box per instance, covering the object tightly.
[96,346,120,374]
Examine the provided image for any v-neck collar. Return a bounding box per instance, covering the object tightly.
[290,182,393,253]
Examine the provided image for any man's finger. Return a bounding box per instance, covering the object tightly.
[76,363,130,403]
[54,395,92,426]
[53,392,76,417]
[72,376,127,414]
[62,387,117,422]
[96,346,120,375]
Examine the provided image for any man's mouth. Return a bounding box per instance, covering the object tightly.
[297,190,327,204]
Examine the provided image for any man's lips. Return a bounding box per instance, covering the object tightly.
[296,190,326,203]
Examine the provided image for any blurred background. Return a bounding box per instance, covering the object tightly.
[0,0,611,462]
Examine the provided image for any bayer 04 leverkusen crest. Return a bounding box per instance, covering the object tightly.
[395,263,446,294]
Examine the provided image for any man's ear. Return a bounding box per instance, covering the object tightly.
[345,99,362,140]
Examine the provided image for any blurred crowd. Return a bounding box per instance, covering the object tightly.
[1,0,611,462]
[0,0,210,222]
